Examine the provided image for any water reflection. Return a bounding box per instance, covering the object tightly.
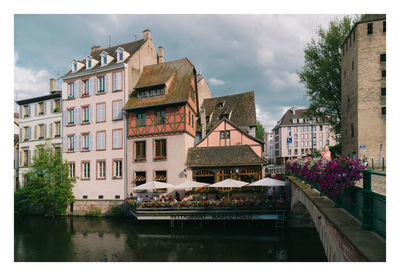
[14,216,327,262]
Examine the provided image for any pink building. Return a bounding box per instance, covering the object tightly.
[272,107,338,164]
[186,118,266,183]
[61,30,159,200]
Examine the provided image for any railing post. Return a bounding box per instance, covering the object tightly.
[362,170,373,230]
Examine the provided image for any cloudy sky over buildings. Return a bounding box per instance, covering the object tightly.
[14,14,352,131]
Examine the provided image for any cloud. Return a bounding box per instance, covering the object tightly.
[263,70,303,91]
[14,51,50,102]
[208,77,225,86]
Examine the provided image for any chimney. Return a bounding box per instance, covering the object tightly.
[158,46,164,63]
[91,45,102,53]
[143,29,151,40]
[291,107,296,115]
[50,78,57,92]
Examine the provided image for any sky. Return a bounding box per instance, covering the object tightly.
[14,14,351,131]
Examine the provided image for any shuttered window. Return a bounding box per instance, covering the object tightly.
[112,129,122,149]
[113,72,122,91]
[97,103,106,122]
[154,139,166,160]
[96,131,106,150]
[113,101,122,120]
[135,141,146,161]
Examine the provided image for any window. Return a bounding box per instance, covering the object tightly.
[383,21,386,32]
[113,72,122,91]
[97,103,106,122]
[294,141,298,147]
[155,171,167,182]
[82,134,90,150]
[135,141,146,161]
[54,146,61,157]
[326,140,330,146]
[69,163,75,178]
[319,133,323,138]
[82,161,90,179]
[380,54,386,62]
[320,140,323,146]
[68,109,75,125]
[381,88,386,96]
[382,107,386,115]
[301,141,304,147]
[83,80,89,96]
[38,102,44,115]
[103,56,107,65]
[294,127,298,133]
[87,57,92,68]
[82,106,90,123]
[118,50,123,62]
[68,83,74,98]
[313,133,316,139]
[301,134,304,139]
[68,136,75,151]
[301,149,304,155]
[83,195,88,199]
[382,70,386,78]
[367,23,373,34]
[138,113,146,126]
[54,99,61,112]
[98,195,104,199]
[156,110,165,125]
[154,139,167,160]
[113,129,122,149]
[313,140,316,146]
[73,62,77,72]
[23,150,29,166]
[39,124,45,139]
[113,160,122,178]
[23,105,30,118]
[294,149,298,155]
[97,161,106,179]
[220,131,230,139]
[326,132,330,138]
[113,101,123,120]
[98,76,105,93]
[55,122,61,137]
[299,118,304,124]
[96,131,106,150]
[135,171,146,185]
[292,118,297,123]
[294,134,298,140]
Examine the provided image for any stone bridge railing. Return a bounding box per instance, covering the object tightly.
[288,176,385,262]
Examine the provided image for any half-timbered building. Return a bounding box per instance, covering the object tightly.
[124,58,200,188]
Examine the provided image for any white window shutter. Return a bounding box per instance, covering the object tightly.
[102,133,105,149]
[77,108,81,124]
[78,134,81,151]
[35,103,37,116]
[117,72,122,90]
[89,106,93,123]
[43,102,47,115]
[118,130,122,148]
[62,110,66,126]
[50,101,54,113]
[112,102,116,120]
[28,105,31,117]
[113,131,116,148]
[89,134,92,151]
[34,125,37,140]
[19,128,22,140]
[62,83,67,99]
[74,135,78,151]
[105,74,109,92]
[63,136,67,152]
[19,106,22,118]
[49,123,53,138]
[77,80,81,98]
[44,124,47,138]
[118,101,122,119]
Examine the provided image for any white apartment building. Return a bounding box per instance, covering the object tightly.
[272,107,338,164]
[16,78,63,187]
[264,132,274,164]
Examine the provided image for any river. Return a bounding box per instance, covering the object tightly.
[14,216,327,262]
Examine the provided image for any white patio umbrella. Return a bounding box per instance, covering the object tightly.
[173,181,209,190]
[208,179,249,188]
[248,177,286,187]
[132,181,175,191]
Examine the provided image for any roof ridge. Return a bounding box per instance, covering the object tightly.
[203,91,254,101]
[90,39,145,56]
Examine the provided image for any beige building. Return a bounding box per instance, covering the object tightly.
[341,14,386,165]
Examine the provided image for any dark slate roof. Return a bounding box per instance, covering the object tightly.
[63,39,147,77]
[124,58,195,110]
[202,91,256,132]
[16,91,61,105]
[272,108,330,130]
[186,145,266,167]
[358,14,386,24]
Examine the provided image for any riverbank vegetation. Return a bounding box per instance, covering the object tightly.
[14,142,76,217]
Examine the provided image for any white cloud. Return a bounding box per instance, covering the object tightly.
[14,52,50,102]
[264,70,303,91]
[208,77,225,86]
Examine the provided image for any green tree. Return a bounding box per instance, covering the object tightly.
[298,15,358,138]
[22,142,76,217]
[256,120,265,141]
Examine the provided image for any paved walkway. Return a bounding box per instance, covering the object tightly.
[355,172,386,196]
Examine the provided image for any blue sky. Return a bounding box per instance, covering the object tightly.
[14,14,349,131]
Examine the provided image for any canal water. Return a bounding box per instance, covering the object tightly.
[14,216,327,262]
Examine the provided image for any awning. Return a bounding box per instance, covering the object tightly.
[132,181,175,191]
[154,175,167,181]
[248,178,286,187]
[135,175,146,182]
[208,179,249,188]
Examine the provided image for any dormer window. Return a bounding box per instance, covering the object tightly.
[217,102,224,110]
[117,47,125,62]
[137,86,165,99]
[101,51,108,66]
[299,118,304,123]
[86,56,92,69]
[292,118,297,124]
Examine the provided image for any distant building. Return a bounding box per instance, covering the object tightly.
[16,78,62,188]
[340,14,386,163]
[264,132,274,164]
[272,107,338,164]
[14,113,19,190]
[61,29,159,200]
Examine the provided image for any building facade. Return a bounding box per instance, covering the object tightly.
[124,58,199,190]
[341,14,386,163]
[61,30,159,200]
[16,78,62,187]
[263,132,274,164]
[272,107,338,164]
[14,113,19,190]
